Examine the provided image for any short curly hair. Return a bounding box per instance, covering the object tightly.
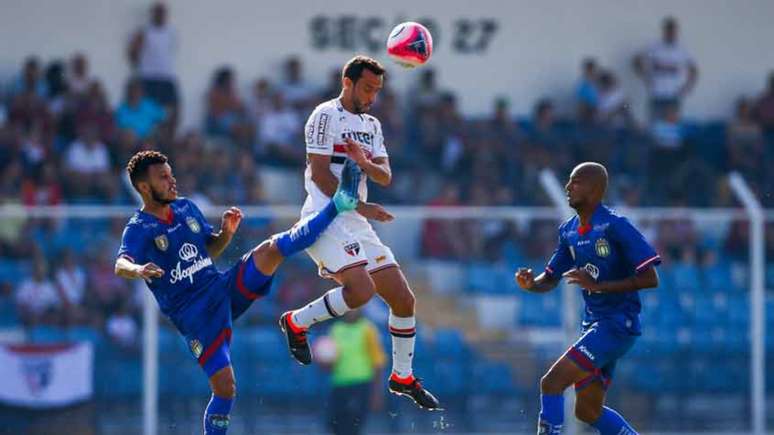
[126,150,168,191]
[342,55,385,83]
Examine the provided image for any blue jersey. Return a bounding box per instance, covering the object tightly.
[545,205,661,334]
[117,198,220,334]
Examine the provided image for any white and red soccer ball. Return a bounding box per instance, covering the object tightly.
[386,22,433,68]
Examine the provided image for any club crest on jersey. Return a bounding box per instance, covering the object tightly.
[189,339,203,358]
[154,234,169,251]
[186,217,201,234]
[344,241,361,257]
[595,238,610,257]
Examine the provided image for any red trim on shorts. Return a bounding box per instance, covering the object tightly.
[198,328,232,366]
[369,263,398,275]
[567,347,597,372]
[235,259,259,300]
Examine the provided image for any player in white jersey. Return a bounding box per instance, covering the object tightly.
[279,56,440,410]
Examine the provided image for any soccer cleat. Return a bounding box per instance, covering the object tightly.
[279,312,312,365]
[332,158,361,213]
[388,374,442,411]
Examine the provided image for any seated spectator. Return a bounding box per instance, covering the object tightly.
[10,56,46,99]
[727,97,764,175]
[205,66,251,146]
[43,60,70,118]
[106,302,139,351]
[15,257,59,326]
[75,81,114,142]
[421,183,468,260]
[21,163,62,206]
[257,92,303,166]
[596,70,633,128]
[753,71,774,137]
[116,78,166,140]
[55,249,88,325]
[68,53,94,96]
[247,78,273,122]
[278,56,317,111]
[576,57,599,122]
[64,122,112,199]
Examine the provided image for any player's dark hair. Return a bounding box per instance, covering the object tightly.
[342,56,385,84]
[127,150,168,191]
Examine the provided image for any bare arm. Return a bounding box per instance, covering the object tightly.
[115,256,164,282]
[127,30,143,68]
[343,138,391,186]
[564,267,659,294]
[683,62,699,96]
[205,207,242,259]
[515,268,561,294]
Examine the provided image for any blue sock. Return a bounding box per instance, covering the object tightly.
[591,407,637,435]
[275,201,338,257]
[538,393,564,434]
[204,394,233,435]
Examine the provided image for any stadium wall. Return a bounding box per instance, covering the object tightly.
[2,0,773,127]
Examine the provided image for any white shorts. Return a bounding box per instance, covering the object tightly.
[305,218,397,278]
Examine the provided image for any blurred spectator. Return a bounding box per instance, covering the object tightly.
[87,250,131,322]
[116,78,166,140]
[324,310,386,435]
[128,2,179,133]
[727,97,764,175]
[320,68,343,101]
[75,81,115,142]
[64,122,112,199]
[44,60,69,118]
[421,183,468,259]
[11,56,46,98]
[753,71,774,137]
[278,56,317,110]
[256,92,303,166]
[633,17,698,120]
[650,105,684,149]
[15,257,59,326]
[205,66,251,146]
[68,52,94,96]
[55,250,88,325]
[21,163,62,206]
[576,57,599,122]
[596,70,632,128]
[106,302,139,350]
[411,68,442,113]
[247,78,273,122]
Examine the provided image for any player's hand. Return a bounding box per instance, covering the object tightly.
[515,267,535,290]
[563,268,599,292]
[221,207,243,236]
[343,138,370,167]
[357,202,394,222]
[136,262,164,283]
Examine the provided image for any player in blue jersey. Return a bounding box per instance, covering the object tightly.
[515,162,661,435]
[114,150,362,434]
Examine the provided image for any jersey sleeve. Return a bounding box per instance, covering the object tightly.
[370,117,388,159]
[117,222,148,264]
[610,217,661,273]
[186,199,215,235]
[545,228,574,278]
[305,107,335,156]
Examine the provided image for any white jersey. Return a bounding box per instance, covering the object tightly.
[642,41,694,99]
[302,98,387,225]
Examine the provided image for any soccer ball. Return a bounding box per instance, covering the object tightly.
[386,22,433,68]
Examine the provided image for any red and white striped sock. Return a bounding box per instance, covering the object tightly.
[389,313,416,379]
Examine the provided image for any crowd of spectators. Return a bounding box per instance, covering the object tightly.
[0,7,772,339]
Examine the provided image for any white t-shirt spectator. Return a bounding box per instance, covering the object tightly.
[641,42,695,100]
[55,266,86,306]
[16,278,59,316]
[139,25,177,80]
[65,140,110,174]
[107,313,138,347]
[258,108,300,147]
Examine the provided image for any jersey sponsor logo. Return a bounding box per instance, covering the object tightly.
[593,223,610,231]
[577,240,590,246]
[167,223,182,233]
[595,238,611,257]
[170,244,213,285]
[342,131,373,146]
[179,243,199,262]
[186,217,201,234]
[306,119,315,142]
[154,234,169,251]
[577,345,595,361]
[189,339,203,358]
[583,263,600,280]
[316,113,330,145]
[344,241,361,257]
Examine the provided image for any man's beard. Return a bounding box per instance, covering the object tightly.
[353,98,369,114]
[150,186,175,205]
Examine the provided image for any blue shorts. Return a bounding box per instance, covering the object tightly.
[566,317,636,391]
[182,250,273,378]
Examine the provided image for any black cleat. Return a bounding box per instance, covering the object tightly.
[332,158,361,213]
[389,375,442,411]
[279,311,312,365]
